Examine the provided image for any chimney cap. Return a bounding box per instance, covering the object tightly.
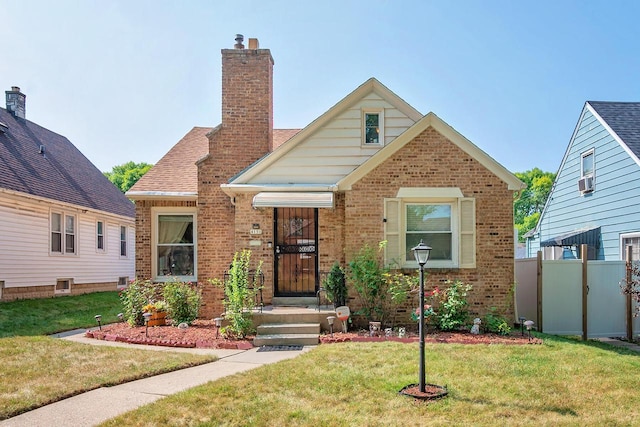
[10,86,21,92]
[234,34,244,49]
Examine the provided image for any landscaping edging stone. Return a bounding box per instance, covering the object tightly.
[84,330,253,350]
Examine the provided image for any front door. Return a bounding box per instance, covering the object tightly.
[274,208,318,296]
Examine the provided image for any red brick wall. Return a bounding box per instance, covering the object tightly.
[344,127,516,323]
[197,46,274,318]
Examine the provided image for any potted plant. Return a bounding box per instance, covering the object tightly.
[143,301,167,327]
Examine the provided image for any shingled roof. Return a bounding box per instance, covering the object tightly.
[129,127,300,195]
[0,107,135,218]
[589,101,640,159]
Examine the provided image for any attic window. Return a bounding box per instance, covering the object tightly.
[363,110,384,146]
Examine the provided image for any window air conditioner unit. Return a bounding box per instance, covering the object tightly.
[578,176,594,193]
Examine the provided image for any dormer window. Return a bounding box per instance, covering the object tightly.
[363,110,384,146]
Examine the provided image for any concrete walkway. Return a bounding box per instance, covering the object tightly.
[1,331,313,427]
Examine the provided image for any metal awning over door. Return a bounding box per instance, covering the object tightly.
[541,226,601,248]
[252,192,334,208]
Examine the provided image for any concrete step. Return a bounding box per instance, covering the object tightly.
[271,297,317,306]
[253,333,319,347]
[257,323,320,335]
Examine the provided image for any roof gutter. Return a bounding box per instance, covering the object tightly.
[125,191,198,201]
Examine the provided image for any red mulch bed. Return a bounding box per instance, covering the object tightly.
[320,330,542,345]
[85,320,542,349]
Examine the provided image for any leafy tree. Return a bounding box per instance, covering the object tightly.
[514,168,556,241]
[104,161,153,193]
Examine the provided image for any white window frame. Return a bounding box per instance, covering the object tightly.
[362,109,384,147]
[620,232,640,261]
[152,207,197,282]
[55,278,72,295]
[403,201,459,269]
[119,225,128,258]
[581,149,595,178]
[96,220,106,252]
[50,211,77,256]
[384,193,475,269]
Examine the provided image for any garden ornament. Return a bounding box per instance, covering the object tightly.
[470,318,481,334]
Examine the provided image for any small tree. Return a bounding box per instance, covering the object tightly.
[211,250,263,339]
[163,279,202,325]
[621,261,640,317]
[104,161,153,193]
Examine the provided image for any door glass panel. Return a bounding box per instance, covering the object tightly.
[275,208,317,296]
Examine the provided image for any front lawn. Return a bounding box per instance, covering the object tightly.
[101,336,640,426]
[0,292,216,420]
[0,291,122,337]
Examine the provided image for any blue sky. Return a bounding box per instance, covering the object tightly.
[2,0,639,174]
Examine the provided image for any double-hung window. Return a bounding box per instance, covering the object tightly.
[51,212,76,255]
[153,208,197,281]
[384,189,475,269]
[97,221,105,251]
[120,226,128,257]
[363,110,384,146]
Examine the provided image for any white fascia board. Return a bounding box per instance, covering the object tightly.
[221,183,338,197]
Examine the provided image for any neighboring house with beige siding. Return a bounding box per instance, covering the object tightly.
[0,87,135,300]
[128,36,524,321]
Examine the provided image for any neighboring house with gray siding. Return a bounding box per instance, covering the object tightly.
[0,87,135,300]
[525,101,640,260]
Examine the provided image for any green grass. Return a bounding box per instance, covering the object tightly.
[100,335,640,427]
[0,292,216,420]
[0,291,122,337]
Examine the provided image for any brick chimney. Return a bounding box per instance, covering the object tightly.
[221,34,274,155]
[5,86,26,119]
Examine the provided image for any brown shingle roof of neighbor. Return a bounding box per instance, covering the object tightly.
[0,107,135,218]
[129,127,301,194]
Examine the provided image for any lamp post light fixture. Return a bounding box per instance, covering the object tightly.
[412,239,432,394]
[327,316,336,338]
[214,317,224,339]
[519,316,526,336]
[143,312,152,338]
[117,313,124,323]
[94,315,102,331]
[524,320,535,341]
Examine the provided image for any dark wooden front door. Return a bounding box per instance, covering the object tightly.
[274,208,318,296]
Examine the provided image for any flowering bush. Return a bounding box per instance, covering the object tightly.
[163,279,202,326]
[120,278,161,326]
[408,281,473,331]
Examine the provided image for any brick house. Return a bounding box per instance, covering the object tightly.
[128,36,525,321]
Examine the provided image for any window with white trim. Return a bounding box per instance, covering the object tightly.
[97,221,105,251]
[621,233,640,261]
[363,110,384,146]
[51,212,76,254]
[581,149,594,178]
[55,278,72,295]
[120,226,127,257]
[384,196,475,269]
[153,208,197,281]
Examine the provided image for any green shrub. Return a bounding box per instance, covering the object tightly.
[433,280,472,331]
[163,279,202,325]
[211,250,262,339]
[484,307,512,335]
[323,262,347,308]
[119,279,159,326]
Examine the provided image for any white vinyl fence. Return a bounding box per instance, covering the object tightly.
[515,256,640,338]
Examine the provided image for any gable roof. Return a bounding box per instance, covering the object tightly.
[338,112,525,191]
[0,107,135,218]
[226,78,423,186]
[587,101,640,165]
[127,127,300,199]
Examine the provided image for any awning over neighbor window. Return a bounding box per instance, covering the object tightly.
[252,192,334,209]
[540,226,601,248]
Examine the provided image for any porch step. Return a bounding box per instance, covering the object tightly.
[271,297,317,307]
[253,322,320,346]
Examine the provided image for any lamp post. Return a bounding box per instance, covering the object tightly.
[94,315,102,331]
[412,239,432,394]
[143,312,152,338]
[524,320,535,341]
[327,316,336,337]
[214,317,223,339]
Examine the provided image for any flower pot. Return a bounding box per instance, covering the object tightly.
[148,311,166,327]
